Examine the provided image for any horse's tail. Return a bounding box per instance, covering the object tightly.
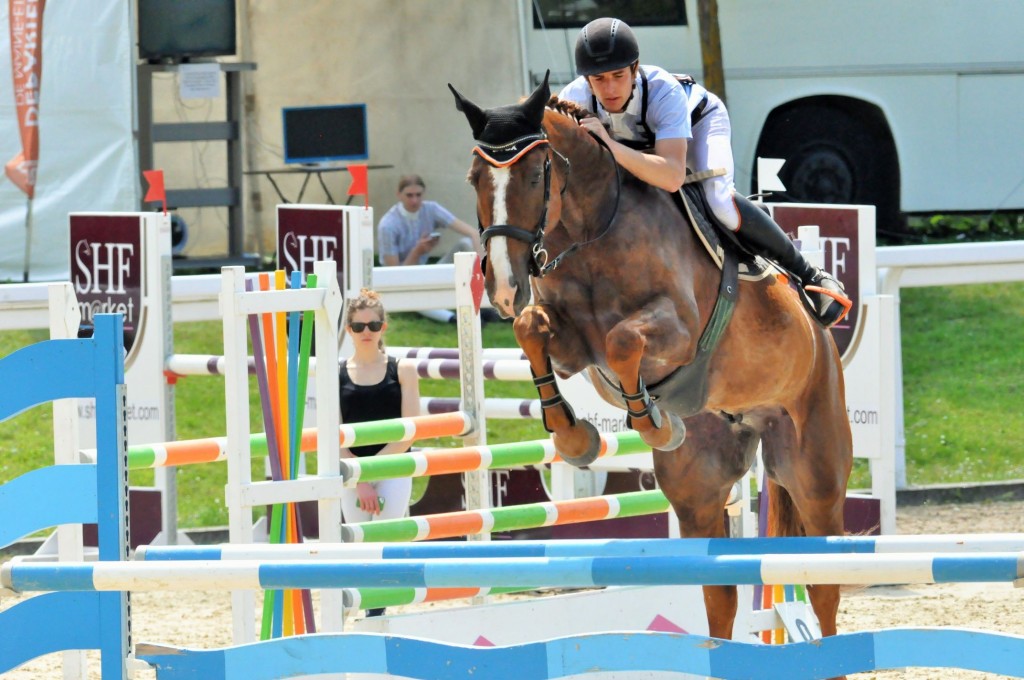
[766,479,803,538]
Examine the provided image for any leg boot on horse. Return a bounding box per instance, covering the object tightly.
[514,307,601,467]
[604,300,687,452]
[733,194,852,327]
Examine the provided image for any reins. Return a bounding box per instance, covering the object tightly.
[474,122,622,278]
[538,131,621,275]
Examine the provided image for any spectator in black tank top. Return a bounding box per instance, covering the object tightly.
[340,288,420,522]
[339,289,421,618]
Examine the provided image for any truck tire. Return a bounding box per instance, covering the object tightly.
[756,101,903,239]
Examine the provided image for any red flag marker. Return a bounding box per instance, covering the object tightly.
[347,164,369,209]
[143,169,167,215]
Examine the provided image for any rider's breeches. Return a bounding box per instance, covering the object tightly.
[687,92,741,232]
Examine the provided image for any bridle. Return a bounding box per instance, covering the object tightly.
[473,126,621,278]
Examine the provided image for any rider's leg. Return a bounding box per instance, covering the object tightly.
[691,97,850,327]
[732,194,850,327]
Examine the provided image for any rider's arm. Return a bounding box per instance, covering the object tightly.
[577,117,687,192]
[611,136,688,193]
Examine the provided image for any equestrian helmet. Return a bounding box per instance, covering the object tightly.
[574,18,639,76]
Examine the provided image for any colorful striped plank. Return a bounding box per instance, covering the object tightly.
[340,430,648,484]
[342,490,670,542]
[7,552,1023,592]
[134,629,1024,680]
[80,411,473,470]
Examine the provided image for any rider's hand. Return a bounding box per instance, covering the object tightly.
[578,116,610,144]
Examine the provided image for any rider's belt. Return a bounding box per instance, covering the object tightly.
[690,94,710,128]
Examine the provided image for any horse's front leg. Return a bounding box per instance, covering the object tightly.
[605,297,687,451]
[514,304,601,467]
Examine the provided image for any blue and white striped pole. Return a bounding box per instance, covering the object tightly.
[5,552,1023,592]
[136,534,1024,562]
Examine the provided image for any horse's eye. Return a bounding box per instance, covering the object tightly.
[530,172,542,186]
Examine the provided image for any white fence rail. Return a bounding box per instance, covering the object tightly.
[3,240,1023,489]
[876,240,1024,486]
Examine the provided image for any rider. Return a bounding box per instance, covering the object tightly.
[558,17,850,327]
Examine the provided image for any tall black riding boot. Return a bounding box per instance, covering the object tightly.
[733,194,851,327]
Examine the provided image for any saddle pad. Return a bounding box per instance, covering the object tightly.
[675,184,775,282]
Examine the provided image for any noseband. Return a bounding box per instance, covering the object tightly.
[474,129,620,278]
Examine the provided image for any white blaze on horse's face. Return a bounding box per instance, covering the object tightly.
[488,166,518,316]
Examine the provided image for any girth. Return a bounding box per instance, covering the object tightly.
[597,184,742,418]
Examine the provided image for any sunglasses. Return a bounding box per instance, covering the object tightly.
[350,320,383,333]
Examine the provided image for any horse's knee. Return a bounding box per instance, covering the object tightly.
[513,307,551,346]
[605,324,644,366]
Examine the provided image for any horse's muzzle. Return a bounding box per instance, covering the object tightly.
[484,235,533,317]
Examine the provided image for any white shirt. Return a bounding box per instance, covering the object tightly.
[558,65,695,145]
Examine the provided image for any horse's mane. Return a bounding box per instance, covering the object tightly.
[545,96,596,123]
[543,96,604,153]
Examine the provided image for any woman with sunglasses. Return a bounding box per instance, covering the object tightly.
[339,288,420,533]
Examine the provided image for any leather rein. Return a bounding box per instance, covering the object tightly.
[473,129,622,277]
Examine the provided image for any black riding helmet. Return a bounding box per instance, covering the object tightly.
[574,17,639,76]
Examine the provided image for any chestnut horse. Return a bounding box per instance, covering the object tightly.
[449,75,853,650]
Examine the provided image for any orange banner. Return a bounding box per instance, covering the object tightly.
[5,0,45,198]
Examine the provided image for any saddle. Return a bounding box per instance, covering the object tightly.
[604,183,773,419]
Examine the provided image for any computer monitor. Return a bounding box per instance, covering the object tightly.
[138,0,237,63]
[282,104,369,166]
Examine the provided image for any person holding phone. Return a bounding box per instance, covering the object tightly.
[377,174,489,324]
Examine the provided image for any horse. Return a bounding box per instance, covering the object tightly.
[448,73,854,655]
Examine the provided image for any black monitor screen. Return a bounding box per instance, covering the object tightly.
[138,0,237,62]
[282,104,369,165]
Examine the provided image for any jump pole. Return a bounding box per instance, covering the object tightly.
[78,411,474,469]
[137,533,1024,561]
[137,532,1024,612]
[5,552,1024,592]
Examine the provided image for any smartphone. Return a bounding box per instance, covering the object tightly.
[429,231,442,240]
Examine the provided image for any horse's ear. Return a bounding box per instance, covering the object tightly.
[448,83,488,140]
[522,70,550,127]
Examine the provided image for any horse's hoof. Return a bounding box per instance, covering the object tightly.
[643,411,686,451]
[554,420,601,468]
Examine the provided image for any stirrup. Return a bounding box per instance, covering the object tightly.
[805,284,852,327]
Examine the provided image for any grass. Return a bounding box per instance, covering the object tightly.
[1,282,1022,527]
[896,282,1024,484]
